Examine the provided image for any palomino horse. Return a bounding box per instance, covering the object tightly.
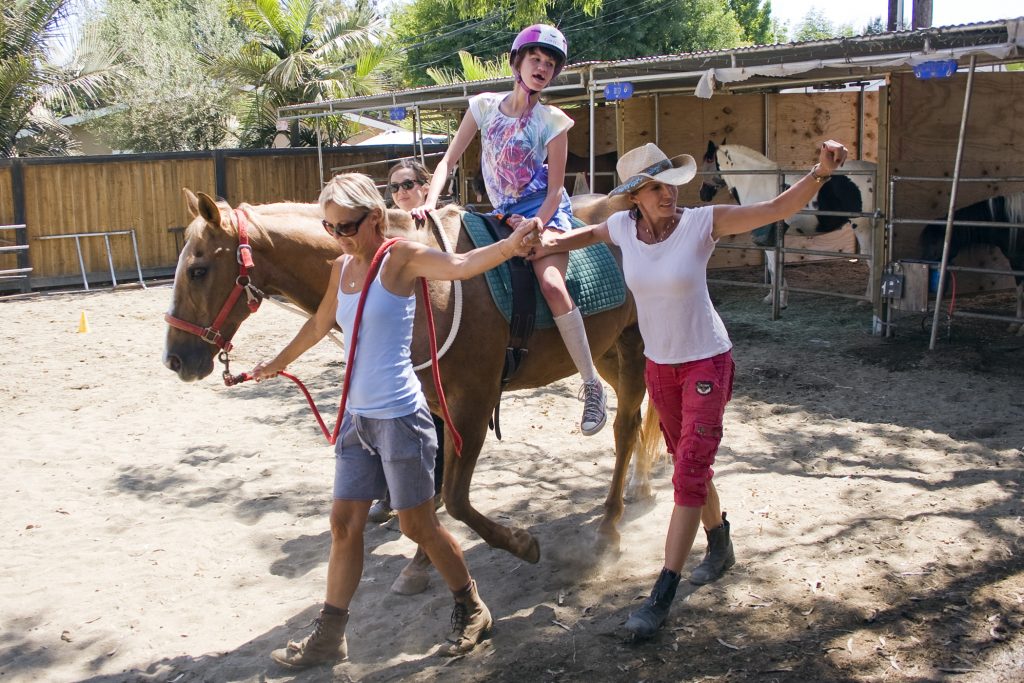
[163,190,661,584]
[700,141,877,308]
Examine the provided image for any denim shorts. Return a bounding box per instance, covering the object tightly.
[333,402,438,511]
[494,189,574,232]
[644,351,735,508]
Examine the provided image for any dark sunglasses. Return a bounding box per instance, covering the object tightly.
[322,212,368,238]
[388,179,422,193]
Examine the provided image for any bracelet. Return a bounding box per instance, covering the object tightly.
[810,163,831,184]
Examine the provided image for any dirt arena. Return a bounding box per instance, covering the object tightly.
[1,268,1022,682]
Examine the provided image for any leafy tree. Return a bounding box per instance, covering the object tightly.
[393,0,745,87]
[791,8,854,42]
[452,0,600,25]
[211,0,401,147]
[729,0,773,45]
[1,0,121,157]
[426,50,511,85]
[88,0,244,152]
[863,16,885,35]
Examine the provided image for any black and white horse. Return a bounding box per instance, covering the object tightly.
[920,192,1024,334]
[700,141,877,307]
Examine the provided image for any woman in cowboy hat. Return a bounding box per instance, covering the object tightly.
[526,139,848,639]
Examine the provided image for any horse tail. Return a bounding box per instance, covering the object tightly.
[635,400,665,472]
[625,400,665,502]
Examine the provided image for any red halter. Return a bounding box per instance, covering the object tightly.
[164,208,263,355]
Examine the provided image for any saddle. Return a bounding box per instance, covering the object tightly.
[461,211,627,438]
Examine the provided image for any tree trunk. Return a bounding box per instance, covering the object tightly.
[912,0,933,29]
[887,0,901,31]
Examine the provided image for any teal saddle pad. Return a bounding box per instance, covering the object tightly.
[460,213,626,329]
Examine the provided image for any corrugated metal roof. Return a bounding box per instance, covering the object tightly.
[279,18,1023,120]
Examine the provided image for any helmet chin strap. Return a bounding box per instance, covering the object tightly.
[513,69,542,103]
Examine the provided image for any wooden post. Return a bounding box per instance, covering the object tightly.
[912,0,932,29]
[10,159,30,292]
[214,150,227,202]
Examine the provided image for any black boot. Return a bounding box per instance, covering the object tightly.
[689,512,735,585]
[624,568,680,639]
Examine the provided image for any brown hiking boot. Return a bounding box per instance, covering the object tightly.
[444,580,493,656]
[271,609,349,669]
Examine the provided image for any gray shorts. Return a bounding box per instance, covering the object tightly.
[333,403,438,511]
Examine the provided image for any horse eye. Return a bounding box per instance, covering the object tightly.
[188,266,207,281]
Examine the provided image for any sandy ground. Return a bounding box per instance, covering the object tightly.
[1,264,1023,683]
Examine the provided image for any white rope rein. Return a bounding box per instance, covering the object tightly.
[413,211,463,371]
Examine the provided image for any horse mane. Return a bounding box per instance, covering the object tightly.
[183,199,332,253]
[385,204,463,246]
[248,201,322,218]
[997,191,1024,225]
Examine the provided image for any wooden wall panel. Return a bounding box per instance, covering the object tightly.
[887,71,1024,292]
[566,103,617,157]
[770,91,879,166]
[0,167,14,225]
[23,158,214,279]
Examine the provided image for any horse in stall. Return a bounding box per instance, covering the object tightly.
[163,189,661,590]
[919,191,1024,334]
[699,141,877,308]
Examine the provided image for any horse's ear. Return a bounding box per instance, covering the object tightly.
[196,192,223,229]
[704,140,717,162]
[183,188,200,218]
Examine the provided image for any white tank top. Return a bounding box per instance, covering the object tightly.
[606,206,732,364]
[335,253,422,418]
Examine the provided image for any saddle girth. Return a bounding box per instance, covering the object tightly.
[477,213,537,440]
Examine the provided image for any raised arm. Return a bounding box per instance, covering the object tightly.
[711,140,848,239]
[411,113,479,220]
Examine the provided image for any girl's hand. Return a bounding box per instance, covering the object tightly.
[410,201,437,222]
[503,221,541,258]
[251,359,282,382]
[526,229,560,260]
[817,140,848,176]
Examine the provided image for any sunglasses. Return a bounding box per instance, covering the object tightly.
[388,179,422,193]
[322,212,368,238]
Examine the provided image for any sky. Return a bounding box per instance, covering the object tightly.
[768,0,1018,33]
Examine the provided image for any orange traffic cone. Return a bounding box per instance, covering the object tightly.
[78,311,90,334]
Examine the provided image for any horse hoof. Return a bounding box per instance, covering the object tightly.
[624,481,653,503]
[391,567,430,595]
[524,536,541,564]
[595,534,621,557]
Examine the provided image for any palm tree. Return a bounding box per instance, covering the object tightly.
[1,0,121,157]
[426,50,512,86]
[212,0,401,147]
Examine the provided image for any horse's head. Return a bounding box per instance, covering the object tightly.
[698,140,728,203]
[163,190,260,382]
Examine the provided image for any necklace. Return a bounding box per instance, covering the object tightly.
[640,216,676,244]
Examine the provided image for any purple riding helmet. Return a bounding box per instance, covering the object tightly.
[509,24,568,86]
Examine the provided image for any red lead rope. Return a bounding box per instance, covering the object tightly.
[232,238,463,455]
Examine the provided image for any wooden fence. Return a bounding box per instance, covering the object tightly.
[0,145,444,291]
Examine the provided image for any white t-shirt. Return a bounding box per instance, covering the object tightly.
[606,206,733,364]
[468,92,573,212]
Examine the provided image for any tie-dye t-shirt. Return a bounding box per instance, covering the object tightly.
[468,92,573,213]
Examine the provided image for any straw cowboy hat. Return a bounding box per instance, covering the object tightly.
[608,143,697,211]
